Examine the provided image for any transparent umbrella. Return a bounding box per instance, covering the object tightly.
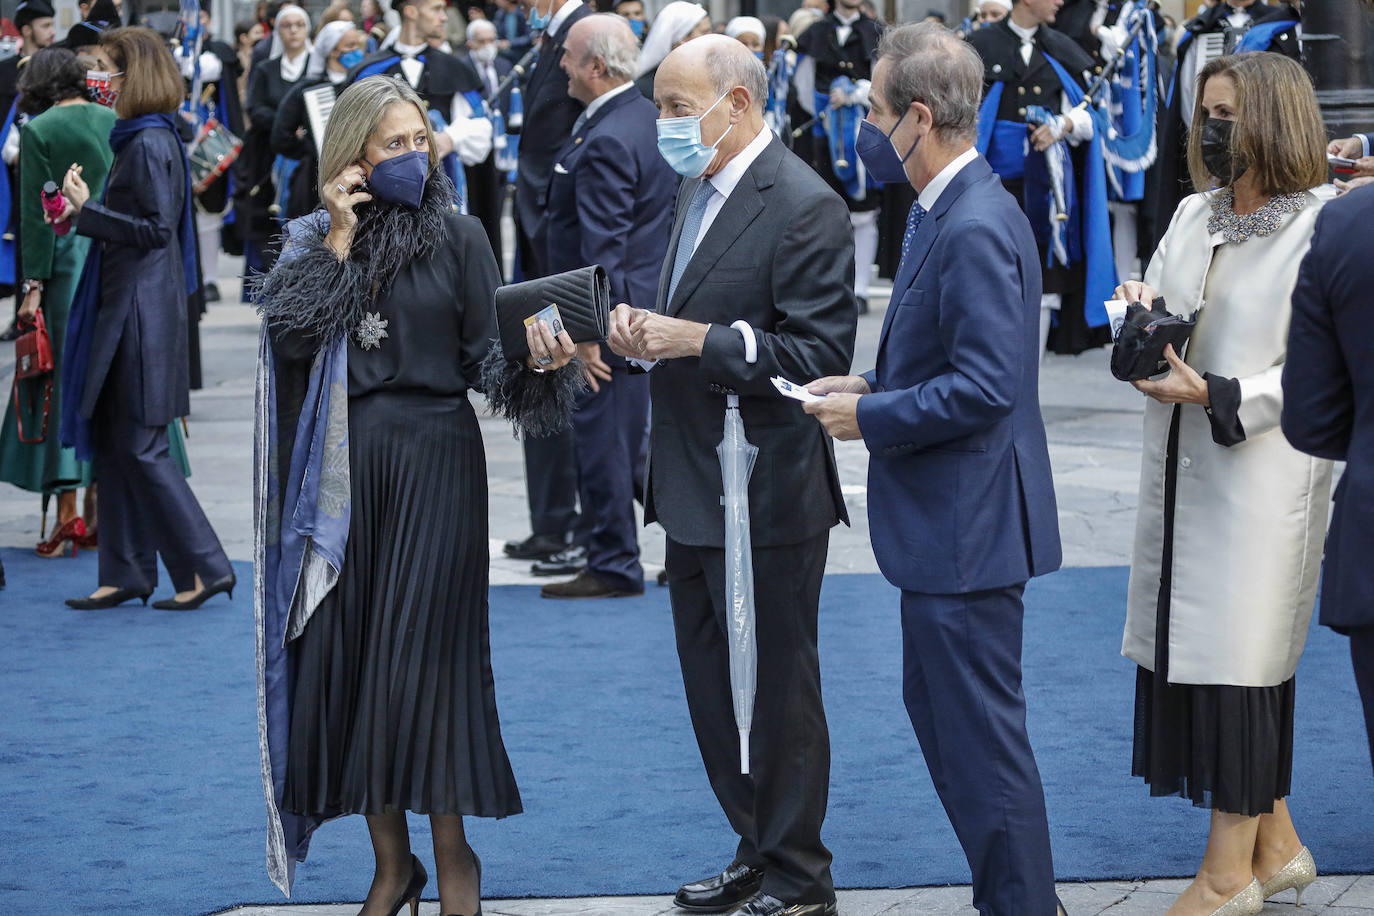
[717,391,758,775]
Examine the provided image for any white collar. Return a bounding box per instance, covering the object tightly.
[1007,18,1038,42]
[584,80,634,121]
[918,146,978,211]
[548,0,584,39]
[393,40,426,56]
[280,49,309,81]
[833,8,861,25]
[707,123,771,200]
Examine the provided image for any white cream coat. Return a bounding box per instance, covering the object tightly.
[1121,187,1335,687]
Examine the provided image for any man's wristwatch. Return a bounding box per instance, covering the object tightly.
[21,279,43,296]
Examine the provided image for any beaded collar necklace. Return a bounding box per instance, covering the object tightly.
[1206,189,1306,244]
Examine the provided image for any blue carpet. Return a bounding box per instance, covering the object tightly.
[1,547,1371,916]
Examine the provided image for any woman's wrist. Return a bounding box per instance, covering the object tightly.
[324,227,352,260]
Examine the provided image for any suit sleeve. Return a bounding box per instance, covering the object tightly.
[1281,210,1353,461]
[855,217,1027,451]
[18,125,55,281]
[697,188,857,394]
[74,137,182,250]
[246,62,278,130]
[271,83,312,159]
[573,133,636,304]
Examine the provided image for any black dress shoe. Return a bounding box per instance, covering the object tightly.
[856,295,869,315]
[151,572,236,610]
[0,317,21,342]
[530,544,587,577]
[675,863,765,912]
[541,570,643,599]
[657,569,669,587]
[203,283,221,303]
[503,532,569,560]
[66,588,153,610]
[726,893,838,916]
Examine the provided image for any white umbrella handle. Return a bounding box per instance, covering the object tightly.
[728,321,757,411]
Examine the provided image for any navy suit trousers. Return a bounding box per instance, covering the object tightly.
[900,585,1057,915]
[570,368,648,591]
[1351,627,1374,776]
[93,327,230,594]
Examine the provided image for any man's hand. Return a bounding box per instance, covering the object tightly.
[806,374,871,396]
[1132,344,1209,406]
[606,302,641,358]
[628,309,709,361]
[577,341,613,392]
[1030,119,1068,152]
[434,131,455,158]
[803,392,863,440]
[1350,155,1374,179]
[1336,175,1374,195]
[1329,136,1364,160]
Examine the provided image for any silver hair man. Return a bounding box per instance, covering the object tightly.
[876,21,983,142]
[576,13,640,82]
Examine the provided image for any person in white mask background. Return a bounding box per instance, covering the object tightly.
[462,17,513,268]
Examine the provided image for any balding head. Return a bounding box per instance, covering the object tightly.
[562,13,639,102]
[654,34,767,178]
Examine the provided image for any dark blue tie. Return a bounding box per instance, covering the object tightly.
[901,201,928,261]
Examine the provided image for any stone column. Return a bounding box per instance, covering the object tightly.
[1305,0,1374,139]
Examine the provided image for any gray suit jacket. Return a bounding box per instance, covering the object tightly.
[644,132,857,548]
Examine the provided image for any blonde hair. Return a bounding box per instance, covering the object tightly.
[318,75,439,195]
[1186,52,1327,197]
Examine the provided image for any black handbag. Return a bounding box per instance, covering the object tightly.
[1110,297,1198,382]
[495,265,610,361]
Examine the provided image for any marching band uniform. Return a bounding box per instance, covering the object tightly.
[969,17,1115,357]
[795,7,883,311]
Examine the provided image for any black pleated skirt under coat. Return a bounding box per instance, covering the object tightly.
[283,391,522,819]
[1132,406,1295,816]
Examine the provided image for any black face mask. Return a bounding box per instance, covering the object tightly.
[1200,117,1247,185]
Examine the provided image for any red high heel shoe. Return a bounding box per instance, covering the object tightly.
[36,517,86,558]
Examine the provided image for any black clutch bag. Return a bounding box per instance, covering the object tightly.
[1110,297,1198,382]
[495,265,611,360]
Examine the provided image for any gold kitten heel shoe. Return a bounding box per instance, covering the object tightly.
[1209,879,1263,916]
[1261,846,1317,906]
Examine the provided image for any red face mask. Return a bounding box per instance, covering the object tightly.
[85,71,121,107]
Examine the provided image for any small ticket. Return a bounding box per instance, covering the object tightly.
[524,303,565,338]
[771,376,823,403]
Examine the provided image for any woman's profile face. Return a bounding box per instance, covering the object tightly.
[359,100,429,178]
[1201,72,1238,123]
[91,46,122,92]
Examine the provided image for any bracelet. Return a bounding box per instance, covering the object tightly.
[21,279,43,295]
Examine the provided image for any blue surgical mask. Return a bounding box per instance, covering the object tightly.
[339,48,365,69]
[528,0,552,31]
[656,91,734,179]
[628,17,645,38]
[364,150,430,208]
[754,50,764,60]
[855,108,917,185]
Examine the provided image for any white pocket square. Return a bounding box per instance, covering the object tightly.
[553,163,569,174]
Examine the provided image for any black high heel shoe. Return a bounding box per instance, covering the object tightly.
[380,853,427,916]
[66,588,153,610]
[443,850,482,916]
[152,572,237,611]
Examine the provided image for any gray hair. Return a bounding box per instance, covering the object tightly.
[876,22,983,143]
[579,14,640,82]
[703,38,767,111]
[467,18,497,40]
[318,76,438,192]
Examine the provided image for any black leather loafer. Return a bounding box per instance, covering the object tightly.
[502,532,569,560]
[674,863,765,912]
[726,893,838,916]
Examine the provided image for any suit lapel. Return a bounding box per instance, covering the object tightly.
[655,179,695,312]
[666,181,763,315]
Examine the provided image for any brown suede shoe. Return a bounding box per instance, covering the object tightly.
[540,571,644,599]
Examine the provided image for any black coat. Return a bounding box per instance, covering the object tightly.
[271,76,333,219]
[513,2,590,269]
[794,10,882,92]
[645,135,856,548]
[74,125,191,426]
[236,56,305,241]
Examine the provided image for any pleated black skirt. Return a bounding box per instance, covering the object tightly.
[283,391,522,819]
[1131,406,1294,816]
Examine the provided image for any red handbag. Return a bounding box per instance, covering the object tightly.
[12,309,54,443]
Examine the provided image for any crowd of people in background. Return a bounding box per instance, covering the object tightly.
[0,1,1372,915]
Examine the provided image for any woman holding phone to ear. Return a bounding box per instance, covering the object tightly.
[254,75,576,916]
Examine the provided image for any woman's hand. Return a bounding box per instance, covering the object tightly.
[60,163,89,218]
[17,287,40,322]
[320,163,372,258]
[1113,279,1158,304]
[525,319,576,371]
[577,341,613,392]
[1132,344,1209,406]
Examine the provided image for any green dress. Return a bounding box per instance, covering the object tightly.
[0,102,189,496]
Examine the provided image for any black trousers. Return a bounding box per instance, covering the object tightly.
[92,333,230,594]
[464,157,504,275]
[1351,626,1374,777]
[665,532,834,905]
[900,585,1057,915]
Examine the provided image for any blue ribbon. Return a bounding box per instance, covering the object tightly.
[0,100,19,284]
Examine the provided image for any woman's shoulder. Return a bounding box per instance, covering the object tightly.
[442,206,488,246]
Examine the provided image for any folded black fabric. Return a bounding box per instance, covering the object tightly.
[495,265,610,360]
[1110,297,1198,382]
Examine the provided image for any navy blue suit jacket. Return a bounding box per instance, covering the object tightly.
[856,155,1062,594]
[545,87,678,323]
[1282,184,1374,631]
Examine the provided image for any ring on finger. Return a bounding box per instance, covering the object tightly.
[537,354,554,366]
[336,184,348,193]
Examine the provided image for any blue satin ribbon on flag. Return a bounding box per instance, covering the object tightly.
[0,100,19,285]
[1234,19,1297,53]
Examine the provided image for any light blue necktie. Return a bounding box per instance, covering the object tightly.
[901,200,928,261]
[665,181,717,309]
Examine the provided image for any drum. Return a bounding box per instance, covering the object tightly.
[188,119,242,195]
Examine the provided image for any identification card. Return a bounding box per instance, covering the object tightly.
[524,303,566,338]
[771,376,823,403]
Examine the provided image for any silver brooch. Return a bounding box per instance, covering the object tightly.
[355,311,389,350]
[1206,189,1306,245]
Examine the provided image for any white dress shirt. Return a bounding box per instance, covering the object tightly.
[547,0,584,40]
[917,146,979,212]
[833,8,860,47]
[583,80,635,123]
[1006,19,1093,143]
[392,40,494,166]
[694,123,773,257]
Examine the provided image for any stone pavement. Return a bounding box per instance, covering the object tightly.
[2,257,1362,916]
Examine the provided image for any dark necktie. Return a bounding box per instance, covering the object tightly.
[901,201,928,261]
[665,181,717,308]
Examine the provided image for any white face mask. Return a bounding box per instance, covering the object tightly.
[473,43,498,64]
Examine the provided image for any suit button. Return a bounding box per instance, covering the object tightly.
[1033,85,1042,95]
[1179,456,1192,470]
[1018,107,1027,116]
[1018,86,1026,95]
